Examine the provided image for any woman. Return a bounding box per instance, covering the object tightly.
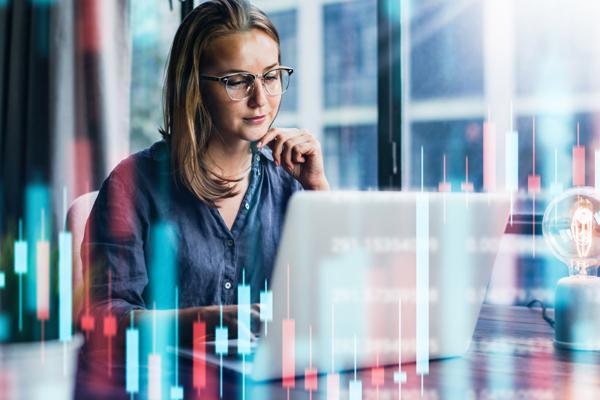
[83,0,328,343]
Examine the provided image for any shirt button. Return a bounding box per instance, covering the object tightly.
[244,203,250,210]
[255,154,260,161]
[224,281,232,290]
[227,239,234,247]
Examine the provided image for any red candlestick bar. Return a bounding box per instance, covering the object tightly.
[304,368,318,392]
[81,314,95,332]
[371,367,385,386]
[193,320,207,391]
[573,123,586,186]
[103,270,117,376]
[282,319,295,389]
[81,217,95,336]
[528,176,541,193]
[528,117,541,194]
[103,315,117,336]
[304,325,317,394]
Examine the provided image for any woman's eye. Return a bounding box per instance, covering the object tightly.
[264,71,280,80]
[228,76,251,86]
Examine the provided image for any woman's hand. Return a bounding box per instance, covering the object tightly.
[198,304,261,341]
[257,128,330,191]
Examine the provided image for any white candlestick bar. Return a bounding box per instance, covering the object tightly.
[259,281,273,336]
[237,282,251,355]
[171,287,184,400]
[59,232,73,341]
[551,148,564,195]
[505,131,519,192]
[148,354,162,400]
[14,223,27,331]
[327,373,340,400]
[126,327,139,394]
[14,240,28,275]
[416,193,429,377]
[483,121,497,192]
[349,379,362,400]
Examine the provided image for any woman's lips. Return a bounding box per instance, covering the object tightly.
[244,115,266,125]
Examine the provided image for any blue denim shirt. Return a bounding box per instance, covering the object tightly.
[82,140,303,321]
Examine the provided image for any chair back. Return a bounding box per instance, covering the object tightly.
[66,191,99,318]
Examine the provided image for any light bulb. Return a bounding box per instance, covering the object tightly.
[542,186,600,351]
[542,187,600,276]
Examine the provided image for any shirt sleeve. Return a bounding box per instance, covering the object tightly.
[81,158,149,325]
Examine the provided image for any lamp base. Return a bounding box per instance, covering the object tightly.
[554,275,600,351]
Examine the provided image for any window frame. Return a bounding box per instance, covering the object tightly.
[377,0,403,189]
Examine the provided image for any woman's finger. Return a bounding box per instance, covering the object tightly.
[270,132,289,166]
[251,303,261,317]
[282,135,309,170]
[291,141,315,163]
[220,308,255,341]
[257,128,280,149]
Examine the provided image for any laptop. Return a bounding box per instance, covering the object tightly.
[176,191,510,381]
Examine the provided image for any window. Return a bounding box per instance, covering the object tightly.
[403,0,485,190]
[129,0,180,153]
[410,119,483,191]
[323,0,378,189]
[409,1,483,100]
[402,0,600,305]
[258,0,379,189]
[324,125,378,189]
[269,10,298,113]
[323,0,378,108]
[403,0,600,197]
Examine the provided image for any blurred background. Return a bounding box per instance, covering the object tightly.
[127,0,600,308]
[1,0,600,345]
[2,0,600,397]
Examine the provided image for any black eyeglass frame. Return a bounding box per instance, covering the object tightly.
[200,66,294,100]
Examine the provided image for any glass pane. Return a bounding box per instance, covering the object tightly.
[261,0,378,189]
[270,10,298,113]
[322,0,378,188]
[324,125,378,190]
[403,0,600,198]
[515,113,600,191]
[403,0,600,306]
[323,0,378,108]
[409,0,483,99]
[129,0,180,153]
[516,0,600,95]
[410,119,483,191]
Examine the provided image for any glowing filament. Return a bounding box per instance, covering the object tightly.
[571,204,593,258]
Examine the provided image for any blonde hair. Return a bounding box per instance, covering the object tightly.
[159,0,280,206]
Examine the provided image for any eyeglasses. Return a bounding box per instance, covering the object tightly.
[200,67,294,101]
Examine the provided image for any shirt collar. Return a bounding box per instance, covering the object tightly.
[252,142,275,163]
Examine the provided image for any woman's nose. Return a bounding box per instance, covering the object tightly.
[248,78,267,107]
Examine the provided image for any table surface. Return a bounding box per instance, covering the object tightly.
[75,304,600,399]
